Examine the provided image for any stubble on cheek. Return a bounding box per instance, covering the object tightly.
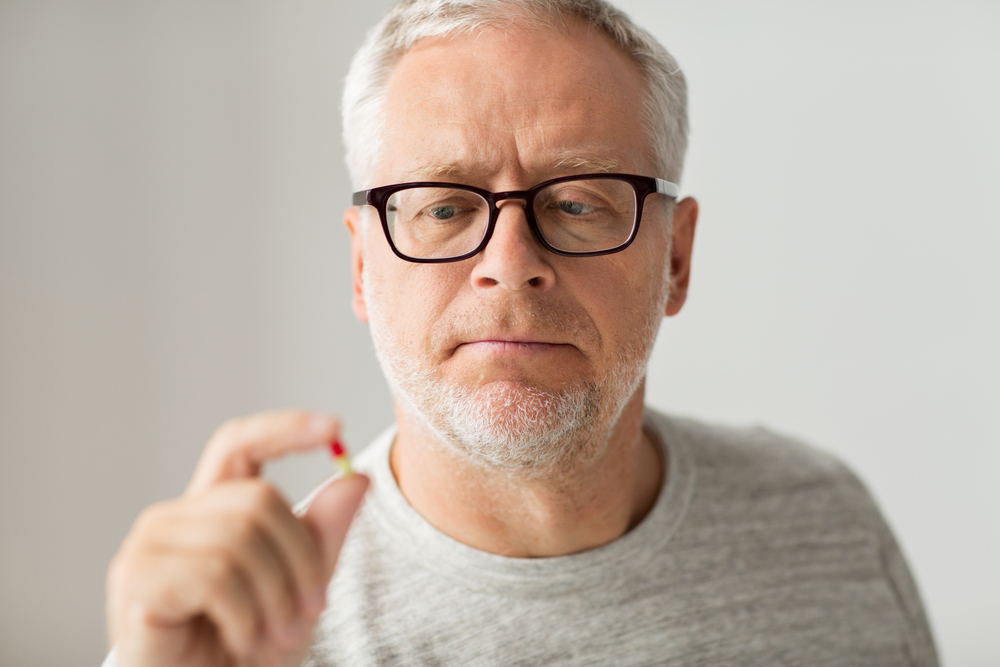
[364,240,603,381]
[360,241,670,474]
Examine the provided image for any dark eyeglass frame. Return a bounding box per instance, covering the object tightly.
[351,172,680,264]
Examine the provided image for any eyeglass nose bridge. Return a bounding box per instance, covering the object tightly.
[490,190,533,210]
[484,190,539,239]
[468,190,548,262]
[492,189,531,202]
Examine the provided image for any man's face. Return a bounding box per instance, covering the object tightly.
[346,19,694,472]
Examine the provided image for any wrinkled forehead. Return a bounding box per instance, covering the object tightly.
[376,20,654,185]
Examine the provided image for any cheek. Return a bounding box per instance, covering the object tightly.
[364,249,466,344]
[633,219,672,304]
[585,238,670,346]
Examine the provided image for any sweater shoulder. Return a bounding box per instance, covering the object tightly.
[648,409,872,511]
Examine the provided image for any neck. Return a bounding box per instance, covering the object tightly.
[388,385,663,557]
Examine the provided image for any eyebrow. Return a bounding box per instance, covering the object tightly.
[401,164,466,181]
[548,155,622,173]
[400,154,625,183]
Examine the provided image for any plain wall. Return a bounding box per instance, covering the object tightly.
[1,1,997,665]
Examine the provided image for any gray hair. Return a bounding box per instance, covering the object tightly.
[342,0,688,190]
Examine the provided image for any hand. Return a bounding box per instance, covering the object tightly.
[106,411,369,667]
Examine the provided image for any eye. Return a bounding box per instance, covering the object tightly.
[555,199,597,216]
[428,204,459,220]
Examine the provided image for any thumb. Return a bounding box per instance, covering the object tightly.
[300,473,370,579]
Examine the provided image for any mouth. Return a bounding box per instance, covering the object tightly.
[456,338,572,356]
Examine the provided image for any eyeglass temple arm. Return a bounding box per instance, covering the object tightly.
[655,179,680,198]
[352,191,370,206]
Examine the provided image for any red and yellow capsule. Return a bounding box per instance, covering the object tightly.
[328,440,353,477]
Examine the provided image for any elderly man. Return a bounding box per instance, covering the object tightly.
[103,0,938,665]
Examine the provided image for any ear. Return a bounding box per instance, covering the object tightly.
[344,207,368,323]
[665,197,698,317]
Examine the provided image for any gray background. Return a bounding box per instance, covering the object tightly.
[1,1,997,665]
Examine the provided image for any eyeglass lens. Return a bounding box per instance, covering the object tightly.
[385,177,638,260]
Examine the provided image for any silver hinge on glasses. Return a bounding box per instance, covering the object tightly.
[655,178,680,198]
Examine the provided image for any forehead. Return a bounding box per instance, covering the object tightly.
[379,19,653,184]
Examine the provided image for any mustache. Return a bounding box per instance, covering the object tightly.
[434,294,601,350]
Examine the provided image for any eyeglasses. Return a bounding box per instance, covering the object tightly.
[352,173,679,263]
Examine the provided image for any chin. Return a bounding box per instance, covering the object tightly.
[367,291,655,475]
[457,380,593,440]
[398,372,609,475]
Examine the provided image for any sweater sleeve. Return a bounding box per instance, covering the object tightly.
[875,512,940,667]
[836,460,940,667]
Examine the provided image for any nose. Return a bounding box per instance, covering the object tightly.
[469,198,556,291]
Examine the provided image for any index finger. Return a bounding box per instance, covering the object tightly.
[186,411,340,495]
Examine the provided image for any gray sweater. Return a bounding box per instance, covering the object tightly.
[305,409,937,666]
[102,409,938,666]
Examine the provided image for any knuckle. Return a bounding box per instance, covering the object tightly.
[120,597,156,635]
[106,551,136,598]
[132,500,170,533]
[206,554,242,592]
[109,502,181,594]
[123,501,177,553]
[230,513,264,548]
[211,417,246,447]
[245,480,284,514]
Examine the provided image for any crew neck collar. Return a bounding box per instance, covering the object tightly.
[355,409,696,599]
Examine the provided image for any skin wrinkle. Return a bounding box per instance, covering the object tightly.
[397,152,626,185]
[366,242,656,478]
[382,46,636,182]
[346,17,696,556]
[342,1,690,193]
[361,224,668,478]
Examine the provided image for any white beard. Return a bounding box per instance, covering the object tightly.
[362,255,668,476]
